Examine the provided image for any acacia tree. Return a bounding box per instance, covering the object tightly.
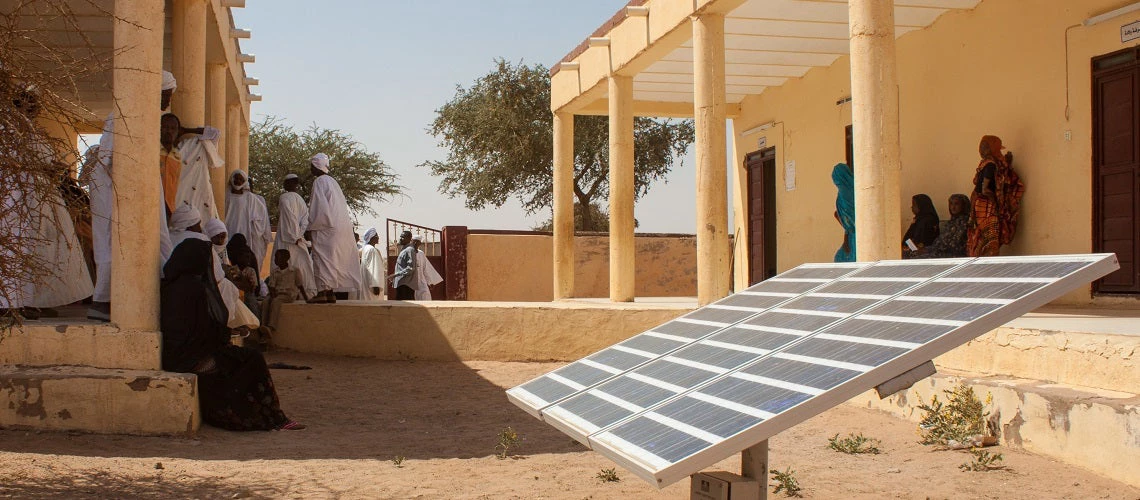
[421,59,694,231]
[248,117,403,223]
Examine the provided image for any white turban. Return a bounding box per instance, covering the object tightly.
[229,169,249,191]
[169,205,201,230]
[204,218,227,238]
[411,234,423,242]
[363,228,378,244]
[283,173,299,181]
[161,71,177,91]
[311,153,330,173]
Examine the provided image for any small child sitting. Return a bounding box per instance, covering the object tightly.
[261,249,308,336]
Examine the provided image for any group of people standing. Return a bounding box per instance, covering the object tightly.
[832,134,1025,262]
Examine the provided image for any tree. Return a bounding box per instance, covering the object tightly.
[421,59,694,231]
[248,117,403,223]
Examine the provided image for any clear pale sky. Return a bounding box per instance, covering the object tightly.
[232,1,705,236]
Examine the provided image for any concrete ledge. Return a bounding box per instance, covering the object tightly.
[274,300,692,362]
[848,371,1140,488]
[0,365,198,436]
[0,322,161,370]
[935,313,1140,394]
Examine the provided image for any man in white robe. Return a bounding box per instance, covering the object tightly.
[88,70,177,321]
[306,153,361,303]
[224,169,272,270]
[274,173,316,296]
[166,114,223,221]
[411,235,443,301]
[357,228,386,301]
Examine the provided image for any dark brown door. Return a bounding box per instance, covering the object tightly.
[1093,48,1140,293]
[746,148,777,284]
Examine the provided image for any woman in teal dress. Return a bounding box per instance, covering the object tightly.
[831,163,856,262]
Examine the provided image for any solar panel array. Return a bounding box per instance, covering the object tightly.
[506,254,1118,487]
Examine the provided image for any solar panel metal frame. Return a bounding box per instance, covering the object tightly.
[507,254,1119,488]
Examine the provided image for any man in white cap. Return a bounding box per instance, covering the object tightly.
[412,235,443,301]
[161,112,223,222]
[87,70,177,320]
[167,205,207,250]
[306,153,361,303]
[357,228,386,301]
[275,173,316,296]
[224,169,271,270]
[390,230,417,300]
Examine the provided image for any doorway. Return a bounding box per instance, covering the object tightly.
[745,147,777,284]
[1093,47,1140,294]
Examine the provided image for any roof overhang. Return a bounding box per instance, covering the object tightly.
[551,0,982,117]
[4,0,256,127]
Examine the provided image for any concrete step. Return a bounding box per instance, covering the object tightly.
[935,317,1140,394]
[848,370,1140,488]
[0,321,161,370]
[0,365,198,436]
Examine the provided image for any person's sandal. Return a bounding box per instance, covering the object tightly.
[277,420,306,431]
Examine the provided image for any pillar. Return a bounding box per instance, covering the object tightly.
[608,75,635,303]
[693,12,730,306]
[38,117,78,175]
[206,63,228,214]
[741,440,769,499]
[553,112,575,300]
[110,0,164,330]
[849,0,902,261]
[171,0,206,126]
[225,103,241,209]
[239,120,249,174]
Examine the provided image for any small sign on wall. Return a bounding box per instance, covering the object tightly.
[1123,20,1140,43]
[784,160,796,191]
[757,136,767,149]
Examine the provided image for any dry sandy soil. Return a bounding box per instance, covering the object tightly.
[0,351,1137,499]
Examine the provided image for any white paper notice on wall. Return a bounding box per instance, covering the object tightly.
[1123,20,1140,43]
[757,136,767,149]
[784,160,796,191]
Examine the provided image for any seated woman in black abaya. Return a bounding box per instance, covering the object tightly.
[161,239,304,431]
[902,194,940,258]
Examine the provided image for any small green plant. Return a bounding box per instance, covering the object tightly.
[828,433,882,454]
[496,427,521,459]
[959,448,1004,472]
[916,383,992,446]
[391,455,405,468]
[769,467,802,497]
[596,467,621,483]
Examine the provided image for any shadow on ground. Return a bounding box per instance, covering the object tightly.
[0,351,581,463]
[0,469,284,499]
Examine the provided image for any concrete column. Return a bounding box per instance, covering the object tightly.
[225,103,241,212]
[171,0,206,126]
[111,0,164,330]
[849,0,902,261]
[206,63,228,214]
[38,117,78,175]
[693,12,730,306]
[553,112,575,300]
[608,75,635,303]
[239,121,249,174]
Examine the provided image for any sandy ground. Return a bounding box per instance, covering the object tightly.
[0,351,1137,499]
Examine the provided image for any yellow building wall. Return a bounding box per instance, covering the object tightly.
[466,233,698,301]
[731,0,1138,304]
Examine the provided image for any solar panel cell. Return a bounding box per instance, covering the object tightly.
[684,308,757,323]
[739,357,862,391]
[822,318,955,344]
[866,300,1002,321]
[784,338,909,367]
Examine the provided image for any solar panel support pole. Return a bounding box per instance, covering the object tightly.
[740,440,768,500]
[874,360,937,399]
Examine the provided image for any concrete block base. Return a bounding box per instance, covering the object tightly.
[0,322,161,370]
[0,365,198,436]
[848,371,1140,488]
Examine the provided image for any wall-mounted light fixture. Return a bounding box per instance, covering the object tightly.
[1084,2,1140,26]
[740,121,775,136]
